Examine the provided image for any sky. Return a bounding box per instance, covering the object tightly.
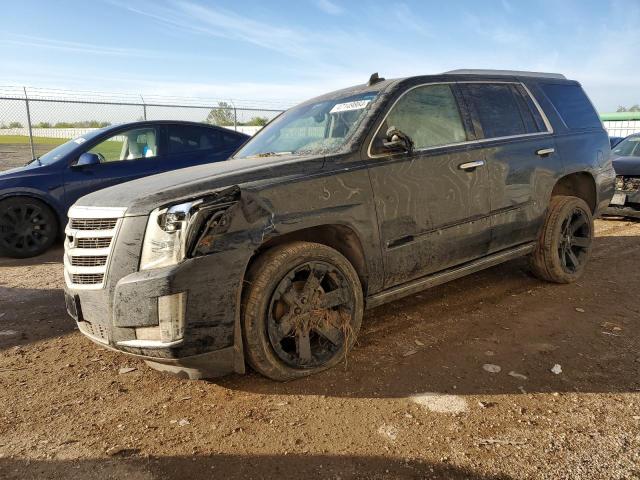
[0,0,638,112]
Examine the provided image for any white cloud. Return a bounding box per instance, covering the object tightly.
[501,0,514,13]
[0,34,157,58]
[107,0,316,60]
[315,0,343,15]
[0,34,223,62]
[389,3,432,37]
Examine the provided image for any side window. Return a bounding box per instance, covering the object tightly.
[88,128,158,162]
[168,125,225,154]
[514,84,547,133]
[465,84,526,139]
[540,83,601,130]
[372,84,467,154]
[221,131,243,149]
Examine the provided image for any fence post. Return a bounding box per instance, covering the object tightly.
[23,87,36,160]
[231,100,237,131]
[140,95,147,121]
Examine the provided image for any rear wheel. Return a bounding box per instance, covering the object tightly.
[0,197,58,258]
[242,242,363,381]
[530,195,593,283]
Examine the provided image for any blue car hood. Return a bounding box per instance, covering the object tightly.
[612,156,640,176]
[0,162,43,178]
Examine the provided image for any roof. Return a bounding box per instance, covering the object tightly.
[444,69,566,80]
[98,120,250,137]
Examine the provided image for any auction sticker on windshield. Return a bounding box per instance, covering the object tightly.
[330,99,371,114]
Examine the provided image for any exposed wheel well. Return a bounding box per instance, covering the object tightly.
[551,173,597,213]
[247,224,369,294]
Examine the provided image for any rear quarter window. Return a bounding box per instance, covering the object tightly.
[541,84,601,130]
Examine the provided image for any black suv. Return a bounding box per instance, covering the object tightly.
[64,70,615,381]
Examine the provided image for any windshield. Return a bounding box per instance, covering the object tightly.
[34,128,108,165]
[612,135,640,157]
[234,92,378,159]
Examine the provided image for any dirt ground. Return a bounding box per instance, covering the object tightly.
[0,143,56,172]
[0,219,639,480]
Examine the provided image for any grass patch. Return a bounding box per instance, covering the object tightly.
[0,136,136,162]
[0,135,69,146]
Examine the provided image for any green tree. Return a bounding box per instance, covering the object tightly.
[244,116,269,126]
[8,121,23,128]
[206,102,235,126]
[617,105,640,112]
[35,122,51,128]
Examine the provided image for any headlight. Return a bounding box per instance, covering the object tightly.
[140,200,202,271]
[139,192,238,271]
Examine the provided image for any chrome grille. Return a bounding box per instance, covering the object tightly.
[71,273,105,284]
[70,256,107,267]
[76,237,111,249]
[70,218,118,230]
[64,206,127,290]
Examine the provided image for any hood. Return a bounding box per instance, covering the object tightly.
[76,155,326,216]
[612,156,640,176]
[0,162,45,178]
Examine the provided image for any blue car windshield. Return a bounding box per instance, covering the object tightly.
[36,129,107,165]
[612,135,640,157]
[234,92,378,159]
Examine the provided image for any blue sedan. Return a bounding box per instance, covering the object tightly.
[0,121,248,257]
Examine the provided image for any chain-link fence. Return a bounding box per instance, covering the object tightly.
[0,86,289,170]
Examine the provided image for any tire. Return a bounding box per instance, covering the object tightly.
[242,241,364,381]
[529,195,594,284]
[0,197,58,258]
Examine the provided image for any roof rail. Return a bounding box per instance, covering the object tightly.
[444,69,566,80]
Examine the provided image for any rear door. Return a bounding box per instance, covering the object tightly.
[163,124,246,171]
[63,126,161,207]
[366,83,492,288]
[460,82,557,253]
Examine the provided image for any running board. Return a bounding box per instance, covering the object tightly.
[366,242,536,310]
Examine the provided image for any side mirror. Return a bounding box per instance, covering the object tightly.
[383,126,414,154]
[74,152,101,168]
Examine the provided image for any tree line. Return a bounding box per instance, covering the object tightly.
[617,105,640,112]
[0,120,112,129]
[205,102,270,127]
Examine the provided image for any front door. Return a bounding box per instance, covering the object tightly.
[63,126,162,207]
[366,83,492,288]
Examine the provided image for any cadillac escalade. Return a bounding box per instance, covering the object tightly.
[63,70,615,381]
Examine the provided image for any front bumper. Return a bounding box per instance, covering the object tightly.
[65,251,249,379]
[603,187,640,218]
[603,204,640,218]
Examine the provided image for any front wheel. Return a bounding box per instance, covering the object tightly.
[0,197,58,258]
[530,195,594,283]
[242,242,363,381]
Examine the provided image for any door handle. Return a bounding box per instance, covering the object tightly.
[536,147,555,157]
[458,160,485,171]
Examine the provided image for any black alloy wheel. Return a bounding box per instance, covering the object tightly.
[242,242,364,381]
[267,260,355,369]
[557,207,591,273]
[0,198,57,258]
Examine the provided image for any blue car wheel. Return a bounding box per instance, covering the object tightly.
[0,197,58,258]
